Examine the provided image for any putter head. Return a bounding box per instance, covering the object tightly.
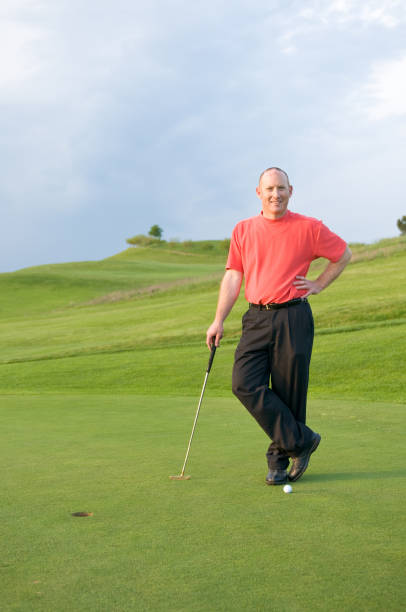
[169,475,191,480]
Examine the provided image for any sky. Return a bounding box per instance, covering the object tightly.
[1,0,406,272]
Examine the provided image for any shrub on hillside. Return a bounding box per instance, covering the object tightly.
[221,238,231,251]
[126,234,160,247]
[167,238,180,248]
[201,242,214,251]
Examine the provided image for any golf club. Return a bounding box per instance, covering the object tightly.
[169,343,217,480]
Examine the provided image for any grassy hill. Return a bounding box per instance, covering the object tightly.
[0,236,405,401]
[1,237,405,611]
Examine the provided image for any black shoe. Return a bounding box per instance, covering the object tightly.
[266,469,288,486]
[288,433,321,482]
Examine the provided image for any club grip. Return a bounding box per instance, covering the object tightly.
[206,344,217,373]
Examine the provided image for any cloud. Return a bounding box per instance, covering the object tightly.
[298,0,405,28]
[0,0,287,218]
[1,1,405,271]
[0,1,166,215]
[277,0,406,53]
[349,55,406,120]
[0,22,41,89]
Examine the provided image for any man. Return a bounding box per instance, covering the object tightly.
[206,167,351,485]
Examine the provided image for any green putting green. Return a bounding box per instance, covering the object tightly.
[1,395,404,611]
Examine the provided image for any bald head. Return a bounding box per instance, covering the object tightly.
[259,167,290,187]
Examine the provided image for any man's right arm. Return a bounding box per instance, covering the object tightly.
[206,269,243,349]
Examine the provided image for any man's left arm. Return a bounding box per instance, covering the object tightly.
[293,246,352,298]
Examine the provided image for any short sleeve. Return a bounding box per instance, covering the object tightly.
[226,225,244,272]
[314,222,347,262]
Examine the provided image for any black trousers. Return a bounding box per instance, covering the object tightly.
[232,300,316,470]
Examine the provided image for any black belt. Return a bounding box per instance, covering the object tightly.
[249,298,307,310]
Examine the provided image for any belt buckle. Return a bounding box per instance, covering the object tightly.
[265,303,271,310]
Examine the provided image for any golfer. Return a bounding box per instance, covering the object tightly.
[206,167,351,485]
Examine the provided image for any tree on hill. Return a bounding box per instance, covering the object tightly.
[397,216,406,235]
[149,224,163,240]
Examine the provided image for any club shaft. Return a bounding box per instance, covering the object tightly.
[179,371,210,476]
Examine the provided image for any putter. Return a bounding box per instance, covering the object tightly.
[170,343,217,480]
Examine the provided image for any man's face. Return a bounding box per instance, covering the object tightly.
[256,170,293,220]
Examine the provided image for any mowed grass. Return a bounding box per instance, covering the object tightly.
[1,395,404,612]
[0,322,404,403]
[0,238,405,403]
[0,237,405,610]
[0,248,225,318]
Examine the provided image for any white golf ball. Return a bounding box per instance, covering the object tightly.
[283,484,292,494]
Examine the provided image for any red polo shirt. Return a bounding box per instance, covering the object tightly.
[226,210,347,304]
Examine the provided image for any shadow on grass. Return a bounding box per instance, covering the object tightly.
[305,469,405,482]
